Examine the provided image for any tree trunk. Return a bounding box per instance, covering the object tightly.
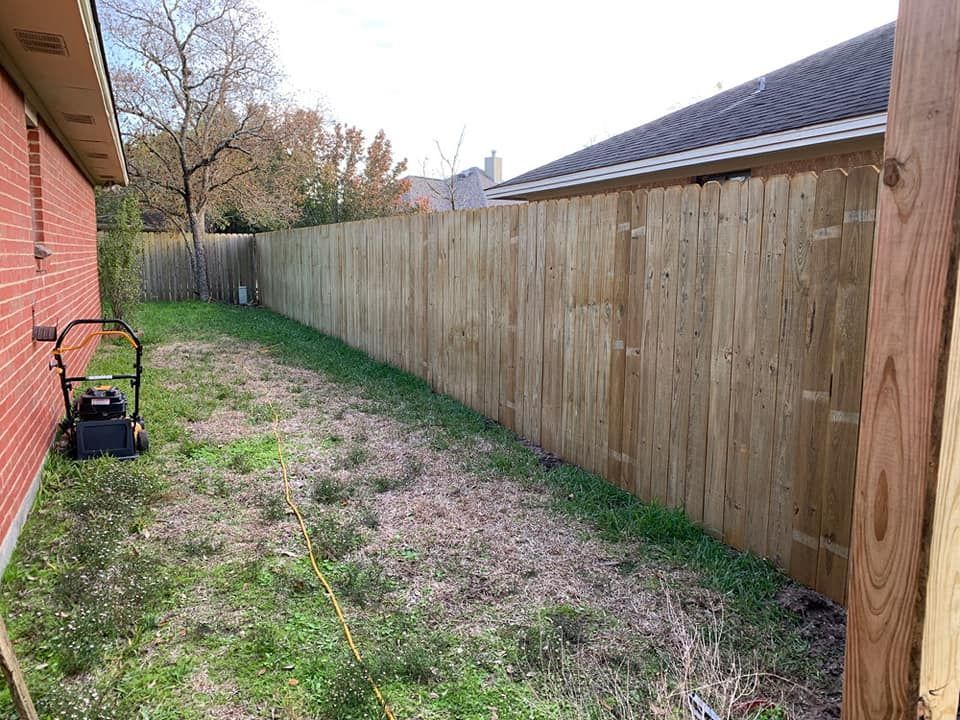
[187,205,211,301]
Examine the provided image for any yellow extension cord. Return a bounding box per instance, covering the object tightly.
[273,416,397,720]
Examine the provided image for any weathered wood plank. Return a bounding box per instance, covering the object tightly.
[605,192,636,487]
[498,206,520,431]
[685,181,721,522]
[815,166,878,603]
[740,175,788,553]
[485,208,503,421]
[592,194,618,477]
[667,184,700,508]
[789,169,846,589]
[651,186,682,505]
[541,200,567,453]
[768,172,818,568]
[523,202,547,443]
[560,198,582,461]
[619,191,647,492]
[635,188,664,501]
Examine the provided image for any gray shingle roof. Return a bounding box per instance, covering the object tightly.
[404,167,520,210]
[496,22,894,190]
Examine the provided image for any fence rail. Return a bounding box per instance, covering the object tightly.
[256,166,879,604]
[131,232,254,303]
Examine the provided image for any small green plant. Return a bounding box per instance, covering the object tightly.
[751,707,789,720]
[371,615,448,685]
[370,455,423,493]
[356,504,379,530]
[97,193,143,322]
[312,475,349,504]
[370,474,398,493]
[516,605,594,669]
[261,495,287,522]
[181,534,223,558]
[311,517,363,560]
[402,455,425,482]
[331,561,391,607]
[340,444,368,470]
[318,655,377,719]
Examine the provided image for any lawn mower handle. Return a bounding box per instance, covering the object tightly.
[52,318,143,424]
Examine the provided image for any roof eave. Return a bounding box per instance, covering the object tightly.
[0,0,127,186]
[488,112,887,199]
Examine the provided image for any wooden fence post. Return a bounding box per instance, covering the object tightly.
[841,1,960,718]
[0,615,39,720]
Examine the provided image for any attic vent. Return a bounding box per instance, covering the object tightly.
[62,112,95,125]
[14,30,68,56]
[87,152,109,159]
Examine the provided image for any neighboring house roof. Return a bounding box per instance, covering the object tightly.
[0,0,127,185]
[405,167,520,211]
[489,21,894,198]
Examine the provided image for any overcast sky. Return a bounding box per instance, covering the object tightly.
[258,0,898,183]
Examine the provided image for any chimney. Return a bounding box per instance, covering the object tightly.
[485,150,502,183]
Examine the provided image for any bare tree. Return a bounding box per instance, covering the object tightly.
[428,126,466,211]
[103,0,283,300]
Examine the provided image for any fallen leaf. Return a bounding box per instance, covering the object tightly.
[287,678,299,686]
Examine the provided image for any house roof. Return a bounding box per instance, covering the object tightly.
[0,0,127,185]
[404,167,519,211]
[491,21,894,196]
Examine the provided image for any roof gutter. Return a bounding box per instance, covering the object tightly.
[487,112,887,199]
[85,0,128,185]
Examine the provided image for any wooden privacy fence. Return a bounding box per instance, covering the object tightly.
[256,166,879,603]
[133,232,254,303]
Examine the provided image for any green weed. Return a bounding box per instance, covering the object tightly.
[311,475,349,504]
[339,443,368,470]
[330,560,391,607]
[311,517,363,560]
[261,494,287,522]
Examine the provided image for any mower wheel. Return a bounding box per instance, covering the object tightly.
[136,427,150,453]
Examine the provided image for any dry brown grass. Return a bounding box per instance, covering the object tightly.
[144,336,833,717]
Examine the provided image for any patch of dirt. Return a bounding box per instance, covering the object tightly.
[151,341,220,369]
[777,584,847,716]
[519,437,564,470]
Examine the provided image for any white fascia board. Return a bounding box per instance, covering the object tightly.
[79,0,129,185]
[487,112,887,198]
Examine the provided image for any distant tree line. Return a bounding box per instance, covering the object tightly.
[98,0,413,300]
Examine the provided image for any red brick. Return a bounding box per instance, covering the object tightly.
[0,65,100,545]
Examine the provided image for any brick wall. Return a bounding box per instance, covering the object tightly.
[0,66,100,564]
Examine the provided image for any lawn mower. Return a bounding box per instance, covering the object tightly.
[46,318,148,460]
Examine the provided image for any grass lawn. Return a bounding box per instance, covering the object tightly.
[0,302,844,719]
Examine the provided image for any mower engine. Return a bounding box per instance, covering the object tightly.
[73,384,137,459]
[76,386,127,421]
